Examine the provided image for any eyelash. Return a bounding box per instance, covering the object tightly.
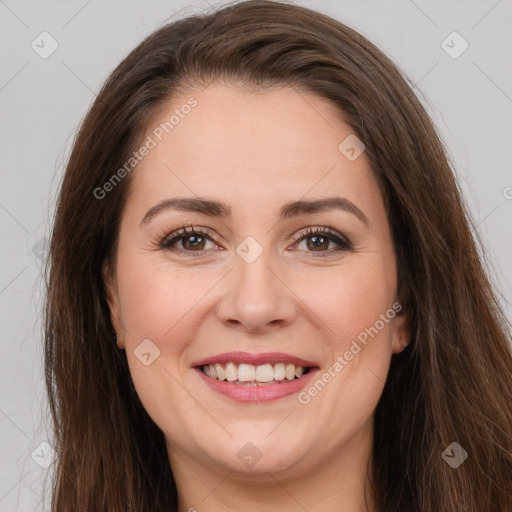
[159,224,353,258]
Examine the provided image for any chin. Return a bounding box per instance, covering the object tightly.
[210,435,308,475]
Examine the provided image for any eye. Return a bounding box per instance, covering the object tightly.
[290,226,353,257]
[159,224,222,256]
[159,224,353,258]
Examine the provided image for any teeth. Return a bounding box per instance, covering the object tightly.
[274,363,285,380]
[214,363,224,380]
[225,362,237,382]
[256,364,274,382]
[238,363,256,381]
[201,362,309,383]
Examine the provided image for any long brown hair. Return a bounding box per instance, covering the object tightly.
[44,1,512,510]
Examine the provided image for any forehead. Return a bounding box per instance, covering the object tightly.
[124,82,382,222]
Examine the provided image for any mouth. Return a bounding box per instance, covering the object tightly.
[192,352,320,402]
[197,362,314,386]
[200,362,311,386]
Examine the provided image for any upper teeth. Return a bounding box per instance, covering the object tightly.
[202,362,307,382]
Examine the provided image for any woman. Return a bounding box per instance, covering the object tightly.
[43,1,512,510]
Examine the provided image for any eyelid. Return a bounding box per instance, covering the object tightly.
[291,225,349,244]
[290,225,353,255]
[159,224,224,249]
[159,224,353,255]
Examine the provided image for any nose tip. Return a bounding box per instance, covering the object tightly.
[215,258,296,334]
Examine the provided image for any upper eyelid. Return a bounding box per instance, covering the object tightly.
[291,226,347,241]
[160,225,351,249]
[160,225,218,245]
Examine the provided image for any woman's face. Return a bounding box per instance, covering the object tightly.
[105,82,409,478]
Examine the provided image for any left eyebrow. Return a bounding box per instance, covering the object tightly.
[280,197,371,228]
[139,195,371,229]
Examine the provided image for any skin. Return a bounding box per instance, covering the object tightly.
[105,82,410,512]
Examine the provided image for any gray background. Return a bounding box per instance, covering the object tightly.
[1,0,511,510]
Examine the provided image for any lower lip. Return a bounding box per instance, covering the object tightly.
[194,367,320,402]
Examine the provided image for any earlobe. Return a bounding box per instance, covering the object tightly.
[391,310,411,354]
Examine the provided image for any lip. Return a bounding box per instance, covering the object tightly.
[192,351,319,368]
[195,366,320,402]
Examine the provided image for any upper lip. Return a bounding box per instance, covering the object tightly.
[192,351,319,368]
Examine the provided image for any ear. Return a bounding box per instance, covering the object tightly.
[390,306,411,355]
[102,260,125,350]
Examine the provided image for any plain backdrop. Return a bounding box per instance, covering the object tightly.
[1,0,511,510]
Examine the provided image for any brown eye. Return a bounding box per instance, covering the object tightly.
[160,225,220,254]
[179,234,207,251]
[292,226,352,257]
[305,234,330,251]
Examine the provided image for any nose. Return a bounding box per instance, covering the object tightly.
[215,251,297,334]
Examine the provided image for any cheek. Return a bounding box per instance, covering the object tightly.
[116,254,203,342]
[298,260,395,342]
[299,261,396,396]
[291,262,397,446]
[115,256,205,432]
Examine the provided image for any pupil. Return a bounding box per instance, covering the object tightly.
[308,235,327,250]
[186,235,204,249]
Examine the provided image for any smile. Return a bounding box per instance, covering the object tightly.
[201,362,311,385]
[192,352,320,402]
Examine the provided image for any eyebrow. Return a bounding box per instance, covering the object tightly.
[140,196,371,228]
